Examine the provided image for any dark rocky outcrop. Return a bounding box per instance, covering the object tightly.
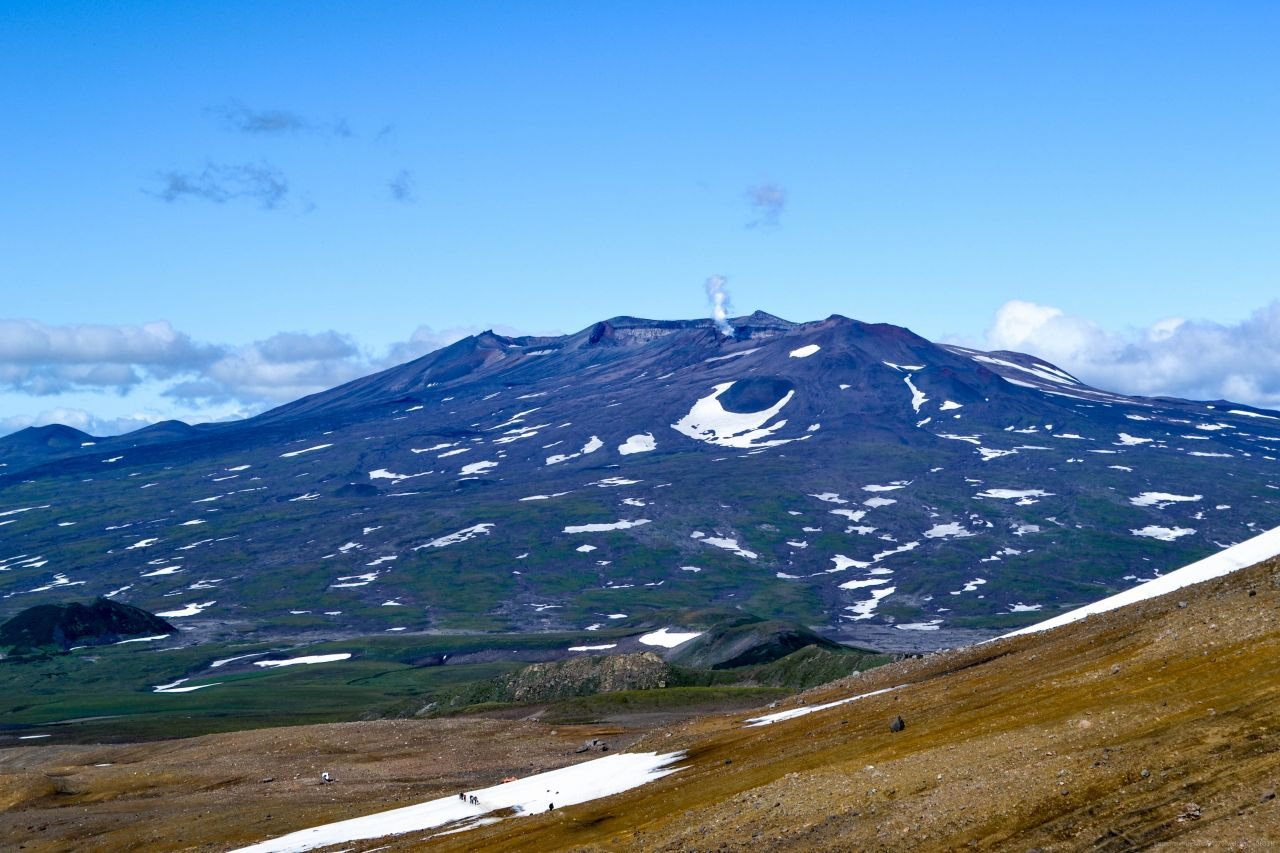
[0,598,174,653]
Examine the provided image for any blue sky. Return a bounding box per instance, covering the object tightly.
[2,2,1279,434]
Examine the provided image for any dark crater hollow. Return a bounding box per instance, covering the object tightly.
[718,377,795,413]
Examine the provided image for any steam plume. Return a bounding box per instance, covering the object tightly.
[704,275,735,337]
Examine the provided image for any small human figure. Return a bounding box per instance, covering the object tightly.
[548,802,554,811]
[458,792,466,801]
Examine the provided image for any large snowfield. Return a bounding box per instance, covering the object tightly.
[229,751,686,852]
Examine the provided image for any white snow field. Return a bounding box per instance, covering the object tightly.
[1000,524,1280,640]
[252,653,352,668]
[671,381,797,449]
[229,751,686,853]
[618,433,657,455]
[637,627,704,647]
[745,686,901,727]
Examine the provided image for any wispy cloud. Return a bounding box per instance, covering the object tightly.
[745,181,787,228]
[389,169,416,203]
[210,101,352,138]
[980,299,1280,409]
[149,162,290,209]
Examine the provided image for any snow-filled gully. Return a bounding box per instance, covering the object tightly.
[230,751,686,852]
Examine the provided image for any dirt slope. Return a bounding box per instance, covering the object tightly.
[3,556,1279,852]
[433,555,1280,852]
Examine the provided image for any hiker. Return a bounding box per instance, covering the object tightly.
[458,792,466,802]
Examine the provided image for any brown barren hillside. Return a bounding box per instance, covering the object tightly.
[431,554,1280,852]
[2,555,1279,852]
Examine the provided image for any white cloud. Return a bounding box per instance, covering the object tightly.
[0,319,219,395]
[982,299,1280,409]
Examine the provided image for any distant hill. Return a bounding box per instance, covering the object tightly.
[0,423,96,471]
[0,598,174,652]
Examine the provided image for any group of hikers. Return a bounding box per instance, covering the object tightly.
[459,789,557,812]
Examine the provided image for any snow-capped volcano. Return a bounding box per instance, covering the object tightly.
[2,312,1277,650]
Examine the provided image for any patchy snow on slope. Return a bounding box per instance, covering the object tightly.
[0,505,51,519]
[253,653,352,668]
[210,652,269,668]
[863,497,896,508]
[459,460,498,476]
[279,443,332,458]
[939,400,963,411]
[789,344,821,358]
[839,577,889,590]
[1130,492,1202,508]
[114,633,170,645]
[705,347,760,363]
[229,751,686,853]
[830,509,867,522]
[638,627,704,648]
[156,600,215,618]
[1131,525,1196,541]
[547,436,605,465]
[568,643,618,652]
[671,381,796,449]
[563,519,651,533]
[924,522,974,539]
[690,532,758,559]
[746,686,901,727]
[844,586,896,620]
[904,375,928,413]
[810,493,848,504]
[590,477,642,487]
[971,354,1079,385]
[618,433,657,455]
[1116,433,1153,446]
[896,620,943,631]
[872,542,919,562]
[1000,524,1280,640]
[140,565,182,577]
[153,678,223,694]
[974,488,1053,503]
[830,555,872,572]
[329,572,378,589]
[369,468,430,483]
[414,524,495,550]
[863,482,909,492]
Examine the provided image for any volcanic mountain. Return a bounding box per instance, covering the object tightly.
[1,312,1277,650]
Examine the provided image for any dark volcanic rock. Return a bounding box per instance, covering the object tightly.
[0,598,174,652]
